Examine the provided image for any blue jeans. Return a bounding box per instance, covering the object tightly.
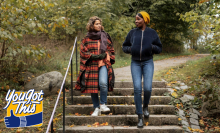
[131,59,154,115]
[91,66,108,108]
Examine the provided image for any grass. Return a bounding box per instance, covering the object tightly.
[153,55,216,83]
[154,55,220,133]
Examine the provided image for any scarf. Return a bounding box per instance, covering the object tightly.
[86,31,113,54]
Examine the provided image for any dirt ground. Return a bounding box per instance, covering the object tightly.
[114,54,210,81]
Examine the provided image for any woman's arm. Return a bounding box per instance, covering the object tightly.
[80,38,92,65]
[122,31,132,54]
[152,33,162,54]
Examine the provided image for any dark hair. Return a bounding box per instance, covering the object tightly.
[137,13,143,18]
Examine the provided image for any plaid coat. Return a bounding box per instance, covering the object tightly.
[75,37,115,93]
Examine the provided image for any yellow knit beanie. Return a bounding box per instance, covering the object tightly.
[139,11,150,24]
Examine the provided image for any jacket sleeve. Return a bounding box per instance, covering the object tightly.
[80,38,92,66]
[122,31,132,54]
[152,33,162,54]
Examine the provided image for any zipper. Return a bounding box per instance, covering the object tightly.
[140,30,144,61]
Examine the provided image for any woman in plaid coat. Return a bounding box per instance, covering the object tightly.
[75,16,115,116]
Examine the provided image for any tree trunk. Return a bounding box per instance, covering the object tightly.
[0,41,6,67]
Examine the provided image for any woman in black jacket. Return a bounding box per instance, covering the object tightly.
[122,11,162,128]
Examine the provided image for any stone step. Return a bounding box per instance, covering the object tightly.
[58,126,183,133]
[70,88,168,96]
[67,96,171,105]
[64,115,179,126]
[72,81,167,88]
[66,105,175,115]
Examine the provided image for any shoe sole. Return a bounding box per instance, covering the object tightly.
[91,111,101,116]
[137,126,144,128]
[100,110,110,112]
[144,115,149,118]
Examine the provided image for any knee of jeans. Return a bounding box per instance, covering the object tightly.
[99,81,108,91]
[134,89,142,95]
[144,86,152,92]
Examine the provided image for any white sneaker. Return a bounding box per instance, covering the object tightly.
[91,108,101,116]
[100,104,110,112]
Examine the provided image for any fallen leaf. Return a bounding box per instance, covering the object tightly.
[170,81,177,84]
[180,103,183,108]
[47,53,51,58]
[57,113,62,117]
[16,129,23,133]
[70,124,74,127]
[75,113,81,116]
[178,118,182,121]
[94,125,98,127]
[188,127,192,131]
[87,125,92,127]
[0,118,4,122]
[100,122,108,126]
[92,122,99,127]
[38,127,42,131]
[199,120,204,125]
[145,122,149,126]
[171,92,178,98]
[167,83,171,86]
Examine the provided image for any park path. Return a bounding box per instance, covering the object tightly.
[114,54,210,81]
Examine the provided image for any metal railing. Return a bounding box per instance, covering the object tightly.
[46,37,77,133]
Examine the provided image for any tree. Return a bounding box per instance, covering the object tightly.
[44,0,135,41]
[180,0,220,54]
[0,0,55,80]
[130,0,198,53]
[0,0,135,87]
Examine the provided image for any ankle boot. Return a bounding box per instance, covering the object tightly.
[143,104,149,118]
[137,114,144,128]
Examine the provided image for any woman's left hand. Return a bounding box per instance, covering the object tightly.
[99,53,107,60]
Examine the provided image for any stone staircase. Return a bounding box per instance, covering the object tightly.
[58,81,183,133]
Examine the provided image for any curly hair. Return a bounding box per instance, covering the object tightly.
[86,16,104,32]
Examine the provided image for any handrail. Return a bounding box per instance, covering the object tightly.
[46,37,77,133]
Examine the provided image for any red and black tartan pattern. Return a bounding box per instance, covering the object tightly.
[75,37,115,93]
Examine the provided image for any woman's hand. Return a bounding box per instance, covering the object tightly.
[90,53,106,60]
[99,53,107,60]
